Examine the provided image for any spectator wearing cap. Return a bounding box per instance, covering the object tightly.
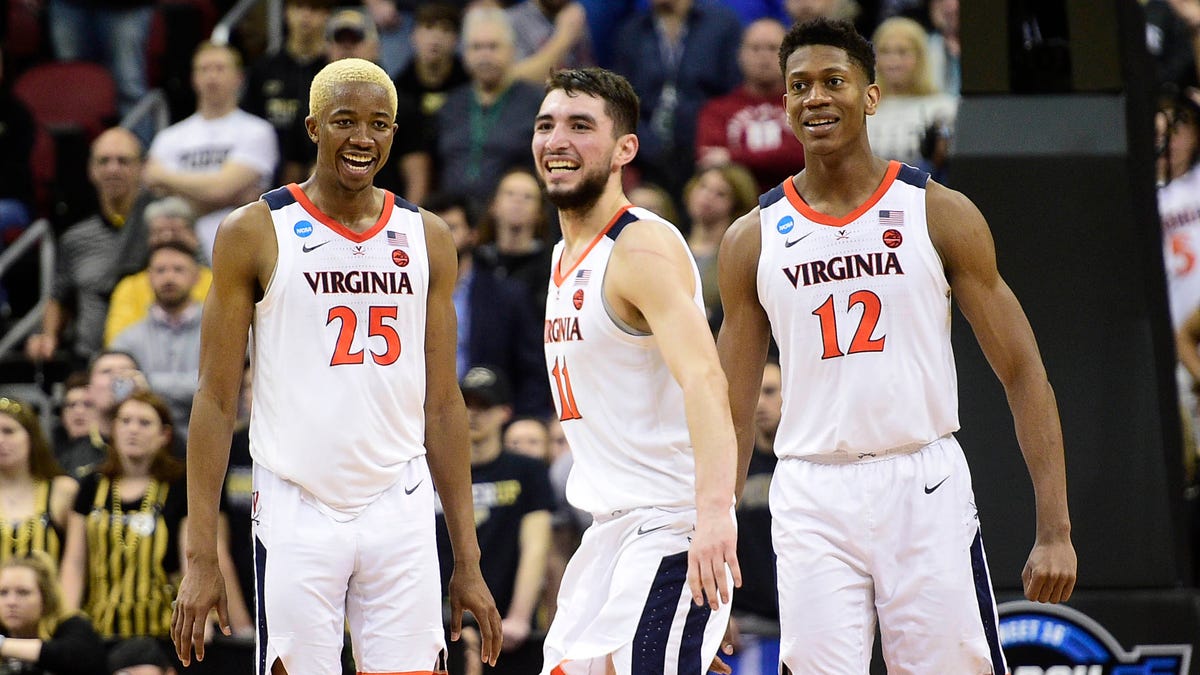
[104,196,213,347]
[107,636,177,674]
[435,366,554,674]
[242,0,333,185]
[325,8,432,206]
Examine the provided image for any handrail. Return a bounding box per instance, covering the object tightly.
[211,0,283,54]
[0,219,54,359]
[121,88,171,137]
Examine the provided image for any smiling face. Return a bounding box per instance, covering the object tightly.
[784,44,878,156]
[533,89,634,212]
[308,80,398,192]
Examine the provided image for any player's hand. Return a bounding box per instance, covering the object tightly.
[171,556,230,666]
[500,616,530,651]
[707,615,740,674]
[1022,535,1077,604]
[688,510,741,610]
[449,561,503,666]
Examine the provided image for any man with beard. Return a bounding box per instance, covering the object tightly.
[533,67,740,675]
[110,241,205,443]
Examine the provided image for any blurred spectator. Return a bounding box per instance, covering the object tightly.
[503,416,550,462]
[436,366,553,673]
[613,0,742,197]
[363,0,415,77]
[785,0,863,30]
[46,0,154,120]
[426,193,550,418]
[867,16,957,175]
[1145,0,1200,91]
[506,0,594,81]
[577,0,637,68]
[106,636,176,675]
[55,351,145,478]
[626,181,679,223]
[324,8,432,204]
[1159,90,1200,331]
[682,164,758,332]
[723,360,782,675]
[723,0,789,24]
[242,0,333,185]
[0,552,106,675]
[393,3,469,205]
[0,45,34,234]
[0,397,77,566]
[104,197,212,347]
[438,7,544,211]
[60,391,251,641]
[475,168,553,315]
[695,17,804,192]
[24,128,150,368]
[926,0,960,97]
[143,42,278,263]
[52,373,97,457]
[110,242,205,444]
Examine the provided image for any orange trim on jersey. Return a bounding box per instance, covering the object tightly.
[286,183,395,244]
[783,160,901,227]
[550,660,571,675]
[357,671,442,674]
[552,205,633,287]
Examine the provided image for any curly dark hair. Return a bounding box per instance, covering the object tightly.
[545,67,640,137]
[779,18,876,84]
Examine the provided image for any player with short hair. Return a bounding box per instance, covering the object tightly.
[170,57,501,674]
[533,67,741,675]
[717,19,1077,674]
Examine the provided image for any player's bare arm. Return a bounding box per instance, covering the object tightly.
[715,208,773,501]
[605,219,742,610]
[172,201,276,665]
[1177,307,1200,383]
[926,180,1077,604]
[419,209,504,664]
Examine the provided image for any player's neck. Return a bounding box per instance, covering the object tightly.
[557,189,630,251]
[197,97,237,120]
[797,146,891,213]
[301,179,384,234]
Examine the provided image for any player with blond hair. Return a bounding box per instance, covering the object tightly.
[171,57,502,674]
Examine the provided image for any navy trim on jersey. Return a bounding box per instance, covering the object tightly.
[606,209,642,241]
[897,163,930,189]
[254,535,269,675]
[677,594,712,674]
[262,186,296,211]
[970,530,1007,675]
[394,194,419,213]
[632,551,689,673]
[759,183,787,209]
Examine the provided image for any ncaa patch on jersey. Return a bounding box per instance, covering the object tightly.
[294,220,314,238]
[777,215,795,235]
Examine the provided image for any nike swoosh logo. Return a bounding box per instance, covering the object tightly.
[784,231,814,247]
[302,241,330,253]
[404,480,423,495]
[637,523,669,536]
[924,476,950,494]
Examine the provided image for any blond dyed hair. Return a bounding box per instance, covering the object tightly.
[309,57,398,120]
[871,16,937,97]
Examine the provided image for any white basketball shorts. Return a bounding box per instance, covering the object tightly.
[771,435,1006,675]
[541,506,733,675]
[252,458,446,675]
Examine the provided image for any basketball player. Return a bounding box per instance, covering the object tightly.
[716,20,1077,674]
[170,58,502,673]
[533,68,741,675]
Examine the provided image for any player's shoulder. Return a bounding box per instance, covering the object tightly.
[924,178,984,227]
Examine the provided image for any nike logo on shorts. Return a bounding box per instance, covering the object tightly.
[404,480,423,495]
[924,476,950,494]
[637,523,669,536]
[302,241,330,253]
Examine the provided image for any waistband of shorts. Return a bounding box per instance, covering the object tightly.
[592,504,695,525]
[783,434,953,465]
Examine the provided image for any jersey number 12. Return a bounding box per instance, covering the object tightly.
[812,291,886,359]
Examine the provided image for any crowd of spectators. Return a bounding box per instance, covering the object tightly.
[2,0,1199,672]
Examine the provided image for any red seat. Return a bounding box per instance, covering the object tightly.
[12,60,118,139]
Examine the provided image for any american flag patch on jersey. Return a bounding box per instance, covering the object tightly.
[878,210,904,226]
[386,230,408,247]
[575,269,591,285]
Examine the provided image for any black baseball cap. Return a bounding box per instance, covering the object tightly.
[460,366,511,407]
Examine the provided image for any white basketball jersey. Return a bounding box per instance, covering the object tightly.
[250,184,429,517]
[757,161,959,460]
[544,206,702,516]
[1159,165,1200,329]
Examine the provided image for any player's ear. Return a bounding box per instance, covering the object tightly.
[614,133,639,169]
